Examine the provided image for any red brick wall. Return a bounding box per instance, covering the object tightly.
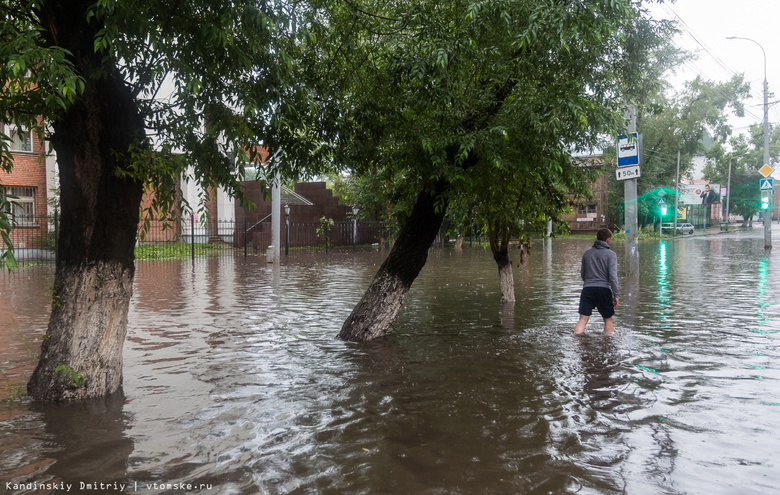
[1,123,50,247]
[138,182,184,242]
[0,125,48,216]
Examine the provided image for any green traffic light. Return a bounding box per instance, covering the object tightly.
[661,206,667,215]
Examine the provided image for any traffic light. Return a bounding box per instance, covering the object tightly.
[660,206,668,216]
[761,196,770,210]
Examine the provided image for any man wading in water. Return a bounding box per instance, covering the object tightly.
[574,228,619,334]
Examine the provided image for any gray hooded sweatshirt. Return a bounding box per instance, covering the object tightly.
[581,240,619,297]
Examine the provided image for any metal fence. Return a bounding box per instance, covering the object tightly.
[1,214,387,266]
[0,214,56,266]
[239,218,387,254]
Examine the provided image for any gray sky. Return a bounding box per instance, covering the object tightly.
[648,0,780,139]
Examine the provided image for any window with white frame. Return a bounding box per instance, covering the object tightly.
[4,121,33,152]
[6,186,36,224]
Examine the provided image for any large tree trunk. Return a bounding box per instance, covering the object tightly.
[27,1,145,401]
[338,180,447,341]
[488,221,515,303]
[454,235,464,250]
[494,250,515,303]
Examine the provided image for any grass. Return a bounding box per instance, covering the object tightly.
[134,242,228,261]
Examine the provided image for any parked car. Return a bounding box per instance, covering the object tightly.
[676,223,694,234]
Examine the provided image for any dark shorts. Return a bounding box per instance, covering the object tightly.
[578,287,615,319]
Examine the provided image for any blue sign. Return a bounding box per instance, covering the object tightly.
[617,133,639,167]
[760,178,773,191]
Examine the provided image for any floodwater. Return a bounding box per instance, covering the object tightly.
[1,231,779,494]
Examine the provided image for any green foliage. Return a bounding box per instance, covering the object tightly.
[55,363,85,388]
[0,1,84,173]
[302,0,675,246]
[50,284,61,310]
[1,0,332,225]
[0,188,17,270]
[315,217,335,250]
[611,227,663,241]
[134,243,226,260]
[5,383,25,404]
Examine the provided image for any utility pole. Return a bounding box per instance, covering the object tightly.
[725,159,732,228]
[272,170,281,262]
[674,150,680,237]
[764,62,772,248]
[624,107,639,277]
[727,36,771,249]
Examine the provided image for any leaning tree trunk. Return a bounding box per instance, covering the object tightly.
[454,235,464,250]
[488,221,515,303]
[27,1,145,401]
[338,180,448,341]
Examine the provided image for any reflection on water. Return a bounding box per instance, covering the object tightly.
[1,233,780,494]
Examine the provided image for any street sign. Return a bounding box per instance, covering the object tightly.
[759,164,773,177]
[616,165,641,181]
[617,133,639,167]
[658,197,666,204]
[760,178,773,191]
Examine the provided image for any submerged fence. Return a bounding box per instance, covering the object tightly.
[2,214,387,266]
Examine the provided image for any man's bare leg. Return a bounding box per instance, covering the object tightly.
[603,317,614,334]
[574,315,589,335]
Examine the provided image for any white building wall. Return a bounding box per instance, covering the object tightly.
[44,152,58,217]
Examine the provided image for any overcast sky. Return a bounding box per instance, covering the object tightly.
[648,0,780,139]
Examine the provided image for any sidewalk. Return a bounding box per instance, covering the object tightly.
[695,223,755,236]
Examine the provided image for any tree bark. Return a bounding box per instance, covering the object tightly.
[494,249,515,303]
[338,180,448,341]
[488,221,515,303]
[454,235,464,250]
[27,1,145,400]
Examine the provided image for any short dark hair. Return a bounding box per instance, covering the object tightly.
[597,228,612,242]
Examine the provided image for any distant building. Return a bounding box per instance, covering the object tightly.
[0,119,58,249]
[561,155,611,234]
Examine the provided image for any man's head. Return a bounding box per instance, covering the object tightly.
[704,185,710,192]
[597,228,613,243]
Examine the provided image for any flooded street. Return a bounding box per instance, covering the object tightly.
[1,232,779,494]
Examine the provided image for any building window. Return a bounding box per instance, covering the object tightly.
[587,204,597,214]
[6,186,36,224]
[4,122,33,152]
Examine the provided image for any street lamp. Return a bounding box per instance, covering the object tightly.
[727,36,771,249]
[352,206,359,252]
[284,203,290,256]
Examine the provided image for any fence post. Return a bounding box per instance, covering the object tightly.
[191,214,195,260]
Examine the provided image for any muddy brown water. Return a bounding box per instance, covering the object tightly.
[1,232,779,494]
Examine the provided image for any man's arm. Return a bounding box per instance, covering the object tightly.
[609,252,620,298]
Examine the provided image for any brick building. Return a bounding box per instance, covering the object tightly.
[561,155,611,234]
[1,119,57,248]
